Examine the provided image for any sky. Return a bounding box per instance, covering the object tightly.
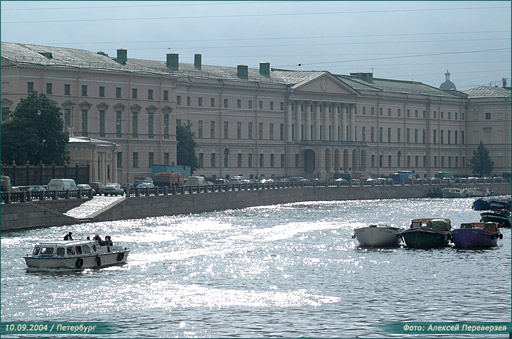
[1,1,511,91]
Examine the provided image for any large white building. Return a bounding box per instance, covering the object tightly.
[1,42,510,183]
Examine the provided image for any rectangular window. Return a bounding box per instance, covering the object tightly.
[379,127,383,142]
[441,111,444,119]
[371,155,375,167]
[407,109,410,117]
[397,128,401,143]
[259,101,263,109]
[423,156,427,167]
[164,153,170,166]
[99,110,106,137]
[397,108,401,117]
[434,156,438,167]
[117,152,122,168]
[406,128,410,143]
[280,123,284,140]
[415,110,418,117]
[422,129,426,144]
[224,98,228,108]
[423,110,426,118]
[371,127,375,142]
[148,89,153,100]
[62,108,71,128]
[247,153,252,168]
[433,130,437,144]
[210,121,215,138]
[441,156,445,168]
[248,100,253,109]
[81,110,88,136]
[295,154,299,168]
[379,108,383,116]
[237,153,242,168]
[46,83,53,94]
[27,82,34,93]
[270,101,274,110]
[224,121,229,139]
[148,152,154,167]
[99,86,105,97]
[148,113,154,138]
[132,112,138,138]
[223,149,229,167]
[441,130,444,144]
[210,98,215,107]
[280,154,284,168]
[64,84,71,95]
[388,155,392,168]
[259,123,263,140]
[414,129,418,144]
[248,122,253,139]
[163,114,169,139]
[455,131,458,145]
[259,154,264,168]
[379,155,383,168]
[270,123,274,140]
[485,112,491,120]
[237,122,242,139]
[415,156,419,168]
[455,112,458,120]
[211,153,216,168]
[448,130,451,144]
[388,108,391,116]
[280,102,284,111]
[387,128,391,143]
[81,85,87,96]
[177,96,181,105]
[237,99,241,108]
[371,107,375,115]
[362,127,366,141]
[198,120,203,138]
[116,111,122,137]
[363,107,367,115]
[132,88,137,99]
[187,96,191,106]
[132,152,138,168]
[270,154,275,168]
[116,87,122,98]
[163,90,169,101]
[462,131,465,144]
[448,112,451,119]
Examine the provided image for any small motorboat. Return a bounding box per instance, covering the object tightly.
[441,187,467,198]
[24,239,129,270]
[451,222,502,249]
[353,224,402,247]
[401,218,452,249]
[481,209,511,228]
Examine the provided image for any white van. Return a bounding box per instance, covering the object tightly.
[185,176,206,186]
[48,179,77,191]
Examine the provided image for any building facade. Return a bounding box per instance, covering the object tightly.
[1,42,510,182]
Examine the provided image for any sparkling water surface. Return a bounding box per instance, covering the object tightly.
[1,197,510,338]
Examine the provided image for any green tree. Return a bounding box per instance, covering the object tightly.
[469,141,494,176]
[176,122,199,173]
[1,92,69,165]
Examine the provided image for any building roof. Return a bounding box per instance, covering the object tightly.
[463,86,511,98]
[0,42,477,99]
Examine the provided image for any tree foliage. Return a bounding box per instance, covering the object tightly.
[469,141,494,176]
[1,92,69,165]
[176,122,199,173]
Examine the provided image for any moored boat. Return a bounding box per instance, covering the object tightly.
[466,187,491,197]
[441,187,467,198]
[451,222,502,249]
[473,198,511,211]
[481,210,511,228]
[24,239,129,270]
[401,218,451,249]
[353,224,402,247]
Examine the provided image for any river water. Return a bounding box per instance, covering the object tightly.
[1,197,510,338]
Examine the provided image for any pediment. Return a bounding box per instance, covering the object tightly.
[292,73,359,96]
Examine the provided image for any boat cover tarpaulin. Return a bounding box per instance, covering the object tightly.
[428,219,451,232]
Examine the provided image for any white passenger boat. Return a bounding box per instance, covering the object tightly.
[353,224,402,247]
[441,187,467,198]
[24,239,129,270]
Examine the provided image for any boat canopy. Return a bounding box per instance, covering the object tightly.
[411,218,451,231]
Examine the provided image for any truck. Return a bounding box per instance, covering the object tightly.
[391,171,415,184]
[153,172,183,187]
[1,175,12,192]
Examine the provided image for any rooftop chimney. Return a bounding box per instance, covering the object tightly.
[237,65,248,79]
[259,62,270,77]
[166,53,179,70]
[194,54,202,70]
[503,78,507,88]
[116,49,127,65]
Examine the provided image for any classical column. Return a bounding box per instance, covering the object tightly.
[305,103,312,140]
[333,104,339,141]
[315,102,321,141]
[323,103,330,140]
[350,104,356,142]
[341,104,347,141]
[296,101,302,141]
[287,103,293,142]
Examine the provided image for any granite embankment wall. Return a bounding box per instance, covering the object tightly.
[2,183,510,232]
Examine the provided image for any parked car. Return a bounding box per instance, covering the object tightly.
[89,182,105,195]
[120,183,134,190]
[48,178,77,191]
[27,185,46,192]
[77,184,95,195]
[102,183,125,196]
[215,178,229,185]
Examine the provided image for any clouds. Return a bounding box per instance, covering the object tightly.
[1,1,510,90]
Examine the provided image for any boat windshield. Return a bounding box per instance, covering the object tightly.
[32,246,40,255]
[40,247,54,256]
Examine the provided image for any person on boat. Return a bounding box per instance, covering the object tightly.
[105,236,113,246]
[63,232,73,240]
[93,234,101,242]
